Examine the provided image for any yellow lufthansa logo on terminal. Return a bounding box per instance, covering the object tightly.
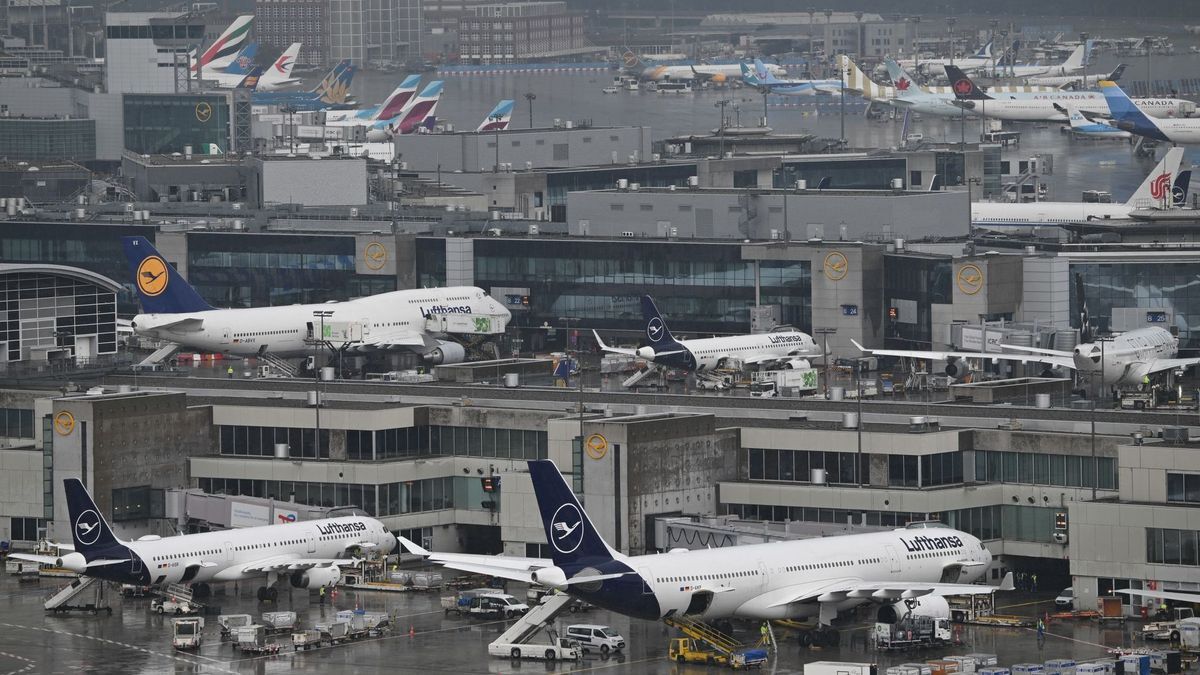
[364,242,388,271]
[957,264,984,295]
[136,255,169,297]
[823,251,848,281]
[54,411,75,436]
[585,434,608,460]
[195,101,212,123]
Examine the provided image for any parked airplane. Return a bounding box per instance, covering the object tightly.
[623,50,785,83]
[191,15,254,79]
[252,60,356,111]
[1099,79,1200,144]
[976,43,1088,79]
[895,41,995,77]
[972,147,1183,226]
[401,460,1005,641]
[200,43,259,88]
[884,59,980,118]
[476,100,515,131]
[1063,105,1132,140]
[853,274,1200,388]
[839,56,1061,107]
[8,478,395,601]
[1028,63,1126,89]
[945,66,1193,123]
[593,296,818,372]
[364,80,444,141]
[120,236,509,364]
[254,42,303,91]
[741,59,842,96]
[324,74,421,126]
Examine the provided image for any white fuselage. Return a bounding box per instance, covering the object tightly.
[132,286,508,357]
[959,94,1190,123]
[1141,117,1200,144]
[972,201,1140,226]
[634,526,990,620]
[1072,327,1177,385]
[641,330,818,371]
[645,63,785,82]
[129,516,394,586]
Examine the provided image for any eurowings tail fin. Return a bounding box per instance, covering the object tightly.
[120,236,214,314]
[476,99,514,132]
[527,460,619,568]
[372,74,423,121]
[394,80,443,134]
[1125,146,1183,208]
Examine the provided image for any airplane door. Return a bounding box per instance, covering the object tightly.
[130,554,143,579]
[307,534,316,554]
[757,561,769,591]
[224,541,233,564]
[885,545,901,573]
[639,567,654,595]
[221,327,231,345]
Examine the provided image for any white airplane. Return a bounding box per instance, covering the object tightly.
[974,43,1088,79]
[1028,63,1126,89]
[946,66,1193,123]
[121,236,510,364]
[199,43,259,88]
[9,478,395,601]
[1063,104,1132,140]
[972,147,1183,227]
[895,41,995,76]
[623,50,785,83]
[884,59,975,118]
[593,296,819,372]
[325,74,422,127]
[400,460,1007,643]
[255,43,303,91]
[191,15,254,80]
[853,274,1200,387]
[840,56,1061,108]
[1101,79,1200,145]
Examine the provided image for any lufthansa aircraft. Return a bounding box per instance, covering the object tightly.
[122,236,510,364]
[402,461,1005,643]
[594,296,818,372]
[10,479,395,601]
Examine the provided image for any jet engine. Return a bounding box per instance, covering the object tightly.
[943,357,972,380]
[635,346,656,360]
[876,595,950,624]
[529,566,568,590]
[290,565,341,589]
[365,128,392,143]
[783,359,812,370]
[423,341,466,365]
[56,552,88,574]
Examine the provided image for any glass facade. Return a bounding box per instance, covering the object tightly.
[0,408,34,438]
[745,448,869,486]
[9,517,45,541]
[0,119,96,162]
[111,486,165,522]
[219,425,331,459]
[347,425,548,461]
[777,158,907,190]
[1146,527,1200,566]
[0,271,117,362]
[198,475,492,516]
[1073,262,1200,351]
[545,165,697,221]
[1167,473,1200,503]
[188,233,393,307]
[973,449,1117,490]
[468,238,811,335]
[123,94,231,155]
[883,253,951,349]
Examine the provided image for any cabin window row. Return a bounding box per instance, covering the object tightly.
[657,570,758,584]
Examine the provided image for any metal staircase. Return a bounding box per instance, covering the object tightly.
[138,344,179,367]
[159,583,195,603]
[622,364,659,388]
[44,576,109,613]
[260,353,298,377]
[489,593,576,648]
[664,615,743,657]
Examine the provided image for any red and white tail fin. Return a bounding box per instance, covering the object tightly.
[394,81,444,135]
[372,74,423,121]
[191,15,254,76]
[256,42,301,91]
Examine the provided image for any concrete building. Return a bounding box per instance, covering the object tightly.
[396,125,653,173]
[255,0,330,67]
[457,2,593,63]
[329,0,423,65]
[0,118,96,163]
[699,12,917,59]
[103,12,204,95]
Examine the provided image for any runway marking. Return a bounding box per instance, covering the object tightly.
[0,622,237,674]
[1030,626,1113,652]
[554,655,661,673]
[0,650,36,675]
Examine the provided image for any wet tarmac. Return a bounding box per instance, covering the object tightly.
[0,572,1154,675]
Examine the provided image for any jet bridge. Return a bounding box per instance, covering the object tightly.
[424,311,508,336]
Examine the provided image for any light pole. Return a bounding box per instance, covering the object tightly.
[524,92,536,128]
[856,358,864,488]
[912,16,920,79]
[966,176,981,231]
[1090,336,1112,501]
[1079,32,1090,88]
[560,316,584,441]
[490,113,503,172]
[946,17,957,66]
[1144,35,1153,95]
[815,327,837,399]
[312,309,334,459]
[715,99,731,156]
[854,11,864,60]
[988,20,998,80]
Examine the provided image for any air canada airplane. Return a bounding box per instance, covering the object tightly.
[854,275,1200,387]
[593,296,818,372]
[122,236,510,364]
[10,479,395,601]
[401,460,1006,644]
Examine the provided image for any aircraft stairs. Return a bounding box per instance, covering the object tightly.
[138,344,179,367]
[622,363,660,388]
[156,583,196,604]
[663,615,743,657]
[260,353,298,377]
[489,593,575,648]
[44,575,109,613]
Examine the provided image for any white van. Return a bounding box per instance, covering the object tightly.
[565,624,625,654]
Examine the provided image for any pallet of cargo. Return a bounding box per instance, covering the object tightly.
[960,614,1033,628]
[1050,611,1101,621]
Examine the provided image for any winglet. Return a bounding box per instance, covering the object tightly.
[591,329,610,351]
[997,571,1015,592]
[397,536,430,557]
[850,339,870,353]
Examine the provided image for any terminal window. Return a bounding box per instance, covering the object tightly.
[1166,473,1200,503]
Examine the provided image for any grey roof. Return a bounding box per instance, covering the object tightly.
[0,263,123,293]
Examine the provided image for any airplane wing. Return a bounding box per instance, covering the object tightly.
[593,330,640,357]
[358,332,425,349]
[8,553,130,569]
[154,317,205,332]
[766,573,1012,609]
[998,344,1073,358]
[851,339,1075,370]
[1147,357,1200,375]
[1116,588,1200,604]
[743,352,815,365]
[239,555,358,574]
[398,536,549,584]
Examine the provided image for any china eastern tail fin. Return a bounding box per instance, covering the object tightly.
[527,460,619,568]
[1125,147,1183,208]
[64,478,123,560]
[121,236,214,314]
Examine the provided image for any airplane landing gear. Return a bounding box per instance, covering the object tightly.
[256,586,278,602]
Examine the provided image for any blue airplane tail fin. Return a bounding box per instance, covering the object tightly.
[64,478,122,561]
[527,460,617,568]
[640,295,681,349]
[943,65,992,100]
[1174,170,1192,207]
[121,236,214,314]
[1100,79,1159,133]
[222,43,259,74]
[1108,63,1127,81]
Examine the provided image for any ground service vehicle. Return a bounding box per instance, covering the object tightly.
[1055,588,1075,609]
[669,638,767,669]
[152,598,197,615]
[1144,608,1195,641]
[172,618,203,650]
[565,624,625,654]
[489,636,581,661]
[805,663,878,675]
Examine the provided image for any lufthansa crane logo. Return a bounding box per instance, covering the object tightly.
[195,101,212,123]
[364,242,388,270]
[585,434,608,460]
[823,251,848,281]
[550,503,584,554]
[136,256,169,297]
[54,411,75,436]
[74,509,102,545]
[646,317,665,342]
[957,264,984,295]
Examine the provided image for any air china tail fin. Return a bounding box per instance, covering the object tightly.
[527,460,619,568]
[640,295,681,348]
[476,99,514,132]
[222,43,259,75]
[1125,147,1184,208]
[373,74,423,121]
[120,236,214,314]
[1174,169,1192,207]
[943,66,992,100]
[64,478,123,560]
